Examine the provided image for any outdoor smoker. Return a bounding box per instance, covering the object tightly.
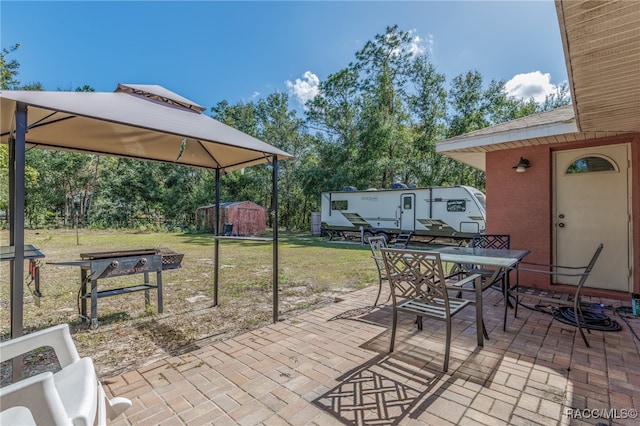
[50,248,183,328]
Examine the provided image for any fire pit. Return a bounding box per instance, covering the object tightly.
[49,248,183,328]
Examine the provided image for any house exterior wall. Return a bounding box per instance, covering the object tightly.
[485,134,640,300]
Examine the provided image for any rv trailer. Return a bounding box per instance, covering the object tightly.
[320,185,486,243]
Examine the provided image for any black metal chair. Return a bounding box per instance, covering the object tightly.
[472,234,511,250]
[469,234,511,291]
[448,234,511,299]
[368,236,389,306]
[381,248,482,372]
[506,243,604,347]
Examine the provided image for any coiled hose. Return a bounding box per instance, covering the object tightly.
[519,302,622,332]
[551,306,621,331]
[614,306,640,343]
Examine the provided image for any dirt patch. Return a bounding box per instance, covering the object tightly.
[1,286,357,384]
[1,230,377,385]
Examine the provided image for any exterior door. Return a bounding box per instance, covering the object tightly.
[400,193,416,231]
[553,144,631,291]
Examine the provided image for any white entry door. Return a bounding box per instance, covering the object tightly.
[553,144,631,291]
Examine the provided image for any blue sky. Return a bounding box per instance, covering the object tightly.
[2,1,567,112]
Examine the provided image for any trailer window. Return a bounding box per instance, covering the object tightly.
[447,200,466,212]
[331,200,348,211]
[473,192,486,210]
[403,196,412,209]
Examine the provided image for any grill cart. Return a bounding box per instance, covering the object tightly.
[49,248,183,328]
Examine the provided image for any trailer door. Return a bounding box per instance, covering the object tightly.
[399,193,416,231]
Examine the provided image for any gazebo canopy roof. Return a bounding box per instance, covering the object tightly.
[0,84,293,172]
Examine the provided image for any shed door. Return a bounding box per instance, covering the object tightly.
[553,144,631,291]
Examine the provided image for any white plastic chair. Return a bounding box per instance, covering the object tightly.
[0,324,131,426]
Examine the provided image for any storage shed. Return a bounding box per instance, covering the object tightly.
[196,201,267,236]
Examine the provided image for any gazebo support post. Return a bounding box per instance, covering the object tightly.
[213,168,220,307]
[9,102,27,381]
[272,156,279,323]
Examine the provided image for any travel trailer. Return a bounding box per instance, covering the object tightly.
[321,185,486,242]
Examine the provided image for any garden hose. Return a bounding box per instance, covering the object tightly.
[551,306,621,331]
[518,302,622,332]
[614,306,640,343]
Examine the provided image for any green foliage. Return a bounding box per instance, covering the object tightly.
[308,25,478,190]
[0,44,21,90]
[3,28,568,231]
[0,146,7,213]
[1,43,43,91]
[0,43,46,224]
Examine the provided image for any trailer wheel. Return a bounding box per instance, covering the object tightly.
[379,233,390,245]
[363,231,375,243]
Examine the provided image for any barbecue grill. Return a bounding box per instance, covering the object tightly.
[49,248,183,328]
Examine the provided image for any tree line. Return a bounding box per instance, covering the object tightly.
[1,26,569,232]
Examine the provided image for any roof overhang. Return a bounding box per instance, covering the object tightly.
[437,1,640,170]
[436,105,628,171]
[557,0,640,133]
[436,107,578,170]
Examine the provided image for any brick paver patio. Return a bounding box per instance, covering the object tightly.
[104,286,640,425]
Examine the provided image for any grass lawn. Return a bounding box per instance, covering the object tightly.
[1,229,378,379]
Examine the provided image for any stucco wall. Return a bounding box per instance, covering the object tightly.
[485,134,640,299]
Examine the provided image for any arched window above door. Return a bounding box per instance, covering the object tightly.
[566,155,618,174]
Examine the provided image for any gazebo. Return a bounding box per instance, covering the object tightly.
[1,84,293,344]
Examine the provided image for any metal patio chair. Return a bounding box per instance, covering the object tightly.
[381,248,482,372]
[470,234,512,290]
[368,235,389,306]
[506,243,604,347]
[449,234,512,298]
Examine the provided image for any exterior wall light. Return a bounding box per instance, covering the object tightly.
[513,157,530,173]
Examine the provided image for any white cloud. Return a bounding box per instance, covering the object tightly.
[408,30,432,56]
[504,71,557,103]
[390,29,430,58]
[286,71,320,108]
[425,34,434,55]
[407,35,424,56]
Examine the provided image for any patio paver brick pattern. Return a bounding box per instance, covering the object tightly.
[104,285,640,425]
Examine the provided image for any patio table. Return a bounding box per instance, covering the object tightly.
[428,246,530,340]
